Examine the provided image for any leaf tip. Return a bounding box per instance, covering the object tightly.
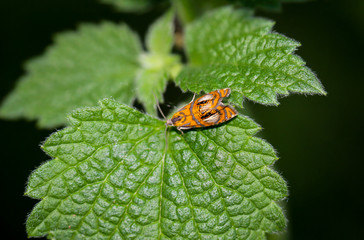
[23,188,36,199]
[319,87,327,96]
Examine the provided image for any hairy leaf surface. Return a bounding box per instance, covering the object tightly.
[0,23,141,127]
[26,99,287,239]
[176,6,325,107]
[1,15,182,126]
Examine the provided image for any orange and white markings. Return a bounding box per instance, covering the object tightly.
[166,88,238,131]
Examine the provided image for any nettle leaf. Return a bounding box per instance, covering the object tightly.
[26,98,287,239]
[136,9,182,115]
[176,6,326,107]
[1,13,182,126]
[0,22,142,128]
[146,9,174,54]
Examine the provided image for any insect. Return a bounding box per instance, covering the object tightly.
[163,88,238,133]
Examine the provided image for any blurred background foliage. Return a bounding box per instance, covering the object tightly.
[0,0,363,239]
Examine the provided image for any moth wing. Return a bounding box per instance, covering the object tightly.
[195,93,215,113]
[223,105,238,120]
[169,103,191,126]
[200,109,221,124]
[168,88,236,131]
[217,88,231,98]
[169,102,204,129]
[200,104,238,125]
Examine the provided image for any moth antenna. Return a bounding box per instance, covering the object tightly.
[191,93,196,102]
[157,102,167,120]
[154,95,167,120]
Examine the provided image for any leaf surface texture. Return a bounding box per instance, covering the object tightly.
[176,7,325,106]
[26,99,287,239]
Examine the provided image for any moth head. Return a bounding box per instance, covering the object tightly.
[166,114,184,126]
[166,119,173,126]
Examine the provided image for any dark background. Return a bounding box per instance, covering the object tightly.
[1,0,363,239]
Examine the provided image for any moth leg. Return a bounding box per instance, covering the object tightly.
[177,127,184,135]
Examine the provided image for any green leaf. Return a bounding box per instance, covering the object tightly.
[26,98,287,239]
[136,53,181,115]
[172,0,308,25]
[136,9,182,115]
[0,16,183,126]
[0,22,142,128]
[176,6,326,106]
[146,9,174,55]
[99,0,165,12]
